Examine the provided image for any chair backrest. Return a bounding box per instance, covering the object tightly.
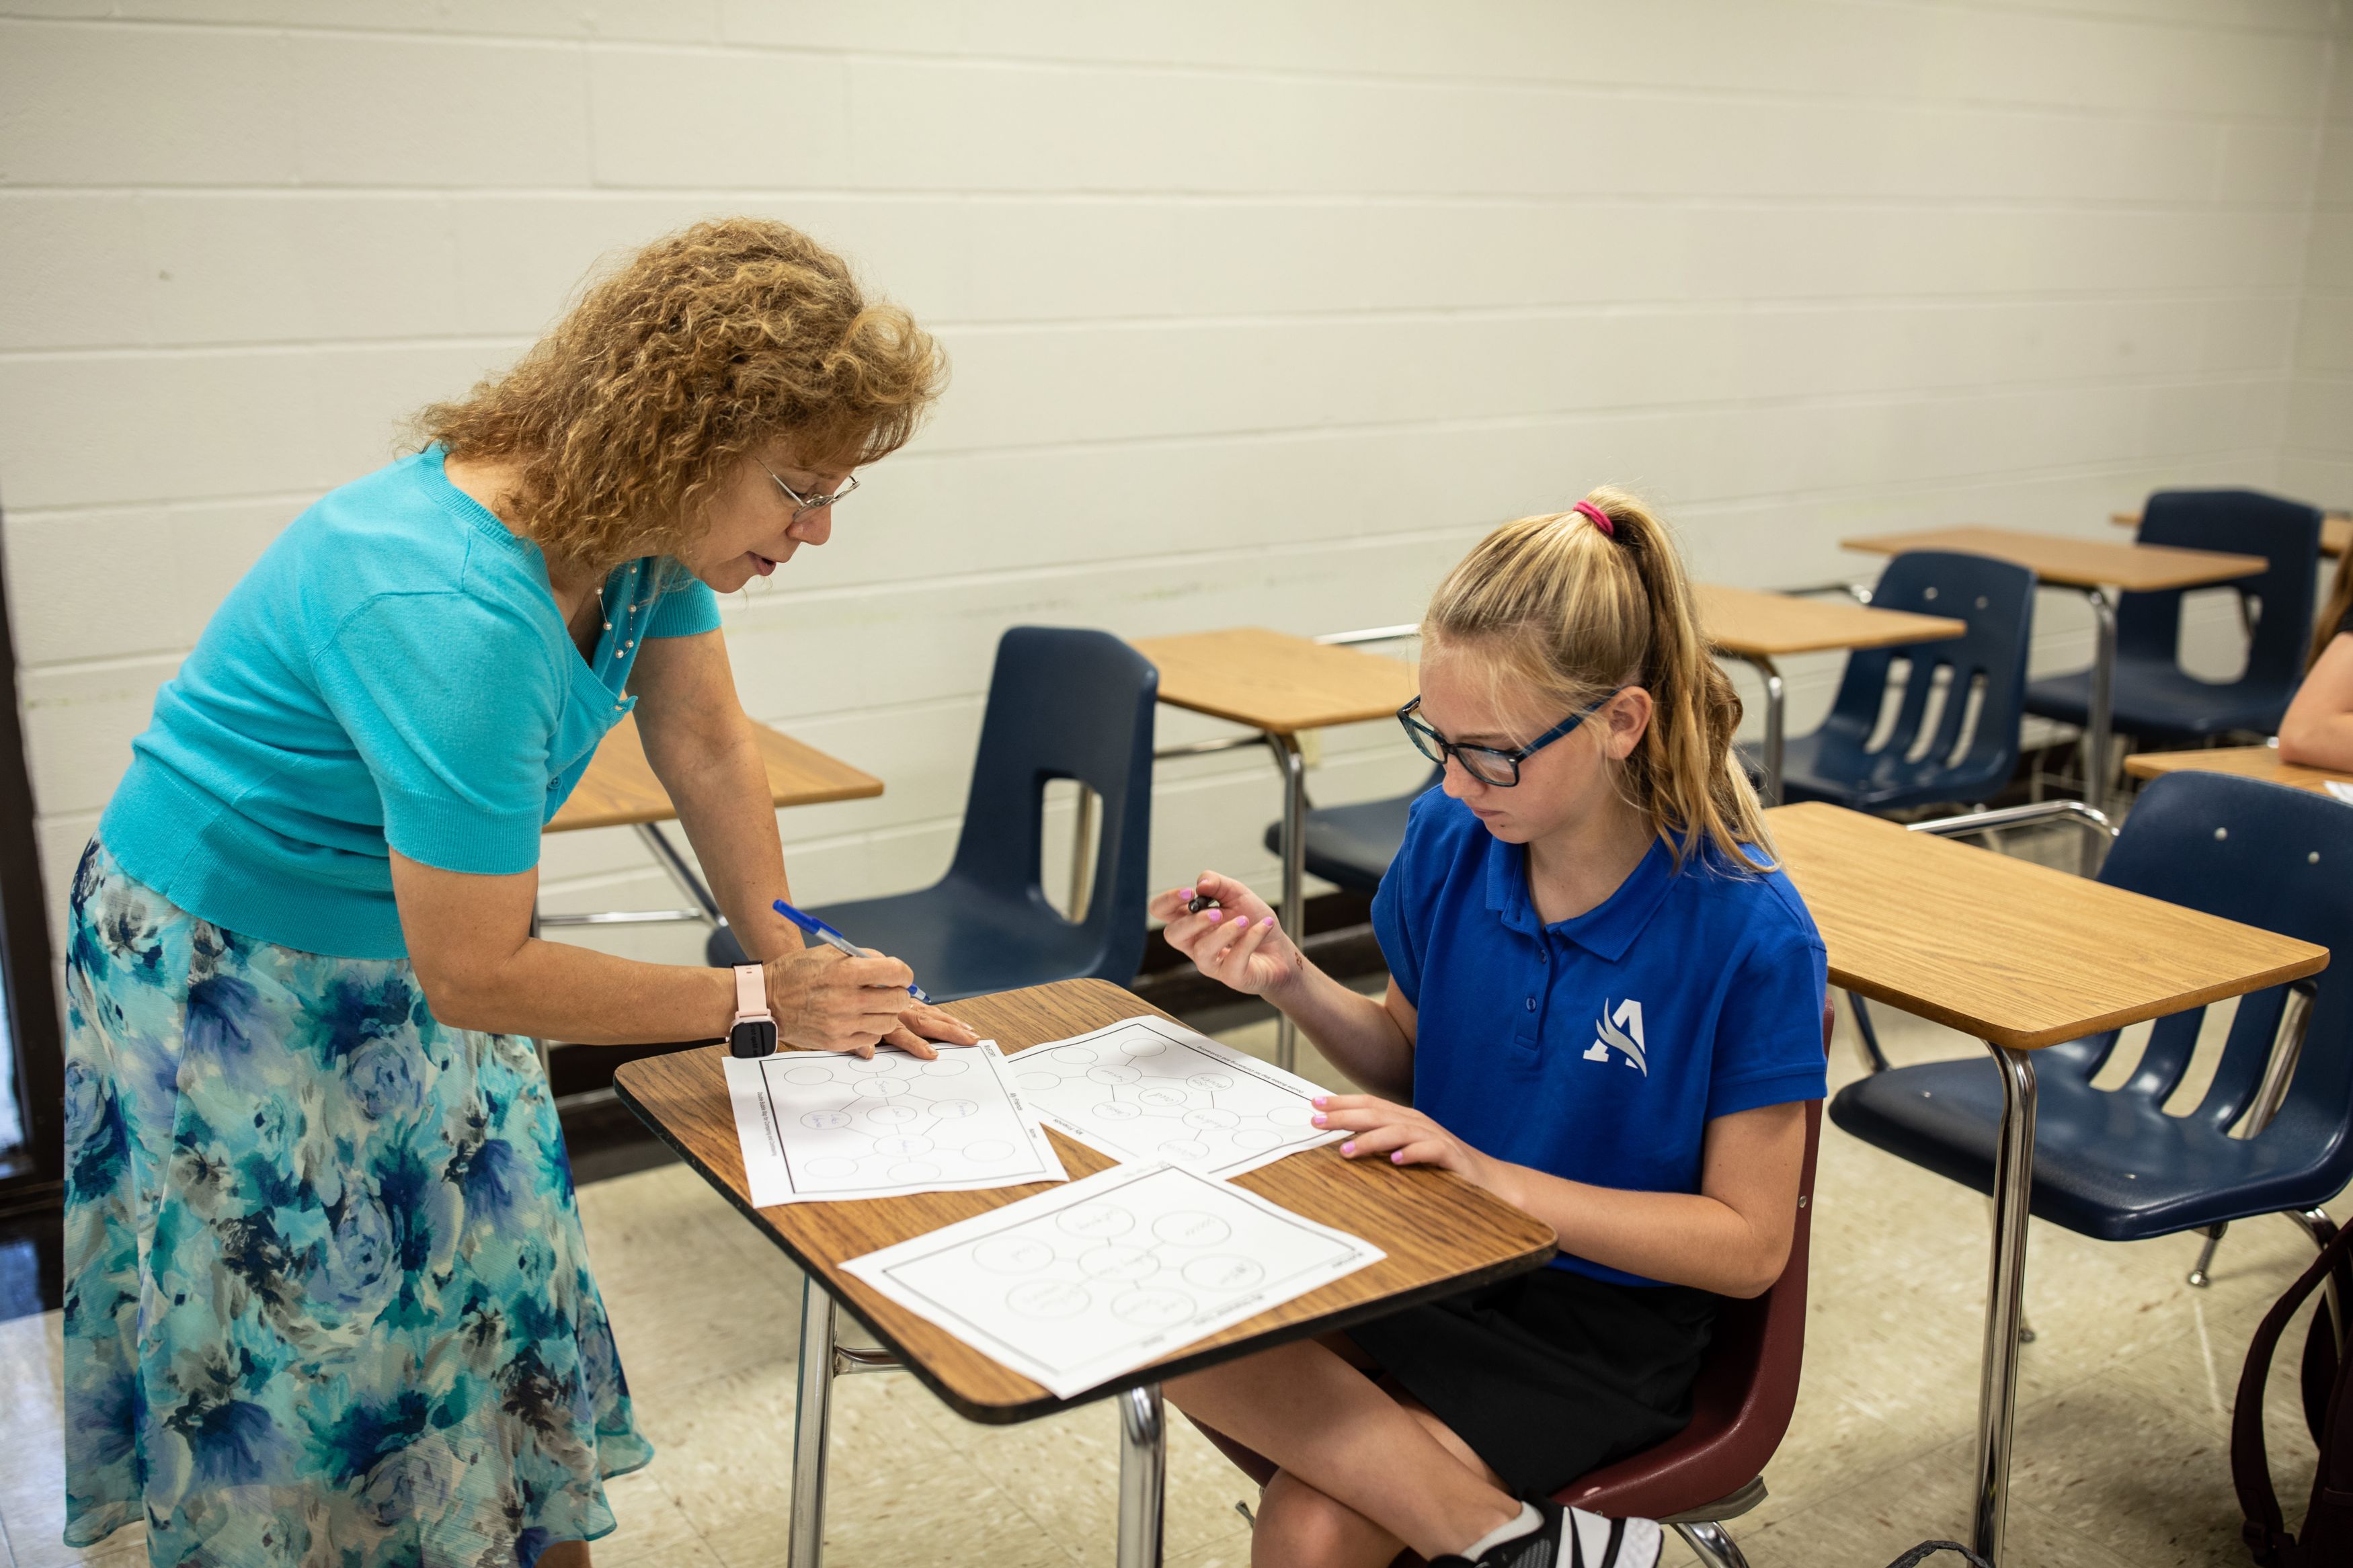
[2071,772,2353,1161]
[2126,490,2323,693]
[945,626,1158,982]
[1815,550,2037,792]
[1556,1007,1831,1520]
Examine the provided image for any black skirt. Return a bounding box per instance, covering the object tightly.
[1346,1266,1717,1498]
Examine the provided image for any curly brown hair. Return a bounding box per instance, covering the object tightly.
[416,218,946,569]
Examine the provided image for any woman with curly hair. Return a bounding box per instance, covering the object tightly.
[61,219,961,1568]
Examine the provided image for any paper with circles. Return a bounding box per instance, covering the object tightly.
[1004,1016,1346,1180]
[842,1160,1384,1397]
[722,1040,1067,1206]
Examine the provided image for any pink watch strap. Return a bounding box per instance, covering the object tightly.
[733,964,770,1023]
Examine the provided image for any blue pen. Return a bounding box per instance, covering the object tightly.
[773,899,932,1004]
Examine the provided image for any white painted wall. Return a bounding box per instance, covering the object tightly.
[1,0,2347,971]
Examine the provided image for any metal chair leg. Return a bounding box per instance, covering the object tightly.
[2188,1221,2228,1288]
[1673,1520,1754,1568]
[1847,991,1890,1074]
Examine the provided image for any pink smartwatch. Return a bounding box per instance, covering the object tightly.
[727,964,777,1058]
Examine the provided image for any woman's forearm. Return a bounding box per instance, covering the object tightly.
[649,716,804,961]
[434,935,739,1044]
[1267,961,1415,1098]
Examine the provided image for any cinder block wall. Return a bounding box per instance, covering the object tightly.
[1,1,2346,966]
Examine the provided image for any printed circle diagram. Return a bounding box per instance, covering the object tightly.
[1057,1203,1135,1239]
[1111,1288,1194,1327]
[1010,1022,1333,1173]
[1006,1280,1090,1319]
[758,1050,1047,1196]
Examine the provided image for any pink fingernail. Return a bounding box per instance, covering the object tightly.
[1341,1141,1356,1155]
[1390,1151,1406,1163]
[1311,1114,1326,1126]
[1205,910,1222,923]
[1259,916,1274,928]
[1312,1096,1328,1106]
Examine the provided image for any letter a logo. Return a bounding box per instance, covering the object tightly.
[1586,999,1648,1075]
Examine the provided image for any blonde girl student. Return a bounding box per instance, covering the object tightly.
[1153,491,1829,1568]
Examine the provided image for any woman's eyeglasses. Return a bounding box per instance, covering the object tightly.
[762,462,860,523]
[1396,690,1624,787]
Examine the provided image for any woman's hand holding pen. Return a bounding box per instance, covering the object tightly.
[1150,870,1306,999]
[759,946,979,1059]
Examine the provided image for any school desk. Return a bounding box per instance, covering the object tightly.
[1839,527,2266,831]
[1765,801,2328,1565]
[1128,627,1419,1071]
[538,712,882,930]
[1691,584,1966,807]
[2112,508,2351,558]
[612,977,1557,1568]
[2123,743,2353,798]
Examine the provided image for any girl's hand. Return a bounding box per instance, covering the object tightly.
[1148,870,1304,999]
[1312,1094,1500,1189]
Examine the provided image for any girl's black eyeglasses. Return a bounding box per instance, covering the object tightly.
[1396,690,1624,787]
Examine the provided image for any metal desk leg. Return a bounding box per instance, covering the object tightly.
[2080,588,2117,872]
[790,1278,838,1568]
[637,821,725,924]
[1267,734,1308,1073]
[1753,655,1786,807]
[1117,1383,1168,1568]
[1973,1042,2038,1565]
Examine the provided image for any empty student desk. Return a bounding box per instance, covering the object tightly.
[2114,507,2351,558]
[541,713,883,928]
[1766,802,2327,1566]
[1840,526,2266,819]
[2123,744,2353,798]
[1128,627,1419,1070]
[1691,584,1966,807]
[612,977,1556,1568]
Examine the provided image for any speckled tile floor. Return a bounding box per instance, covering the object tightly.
[3,957,2336,1568]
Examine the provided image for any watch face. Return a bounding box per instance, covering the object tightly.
[729,1019,779,1059]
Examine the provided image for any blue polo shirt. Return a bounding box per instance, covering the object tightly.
[1371,791,1827,1286]
[99,448,723,961]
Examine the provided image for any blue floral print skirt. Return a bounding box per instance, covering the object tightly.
[60,839,651,1566]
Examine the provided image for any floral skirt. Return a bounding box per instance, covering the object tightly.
[60,838,651,1567]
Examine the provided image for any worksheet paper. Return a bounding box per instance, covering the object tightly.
[723,1041,1067,1206]
[842,1161,1385,1398]
[1006,1016,1345,1180]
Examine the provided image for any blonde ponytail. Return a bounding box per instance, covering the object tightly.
[1423,487,1773,872]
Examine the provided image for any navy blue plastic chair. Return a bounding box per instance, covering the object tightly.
[1831,772,2353,1265]
[2026,489,2323,743]
[1755,552,2038,815]
[708,627,1158,1001]
[1261,768,1441,897]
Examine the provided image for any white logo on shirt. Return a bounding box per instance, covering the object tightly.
[1586,998,1648,1075]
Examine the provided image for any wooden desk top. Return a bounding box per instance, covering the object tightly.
[2123,745,2353,797]
[1693,583,1966,659]
[547,714,882,833]
[1130,627,1418,735]
[1765,802,2328,1050]
[612,979,1556,1423]
[2112,510,2350,558]
[1840,526,2266,593]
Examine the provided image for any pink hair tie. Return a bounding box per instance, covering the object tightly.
[1572,500,1614,538]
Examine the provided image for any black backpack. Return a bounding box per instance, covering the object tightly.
[2233,1213,2353,1566]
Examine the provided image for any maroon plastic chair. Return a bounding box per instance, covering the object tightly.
[1186,1012,1829,1568]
